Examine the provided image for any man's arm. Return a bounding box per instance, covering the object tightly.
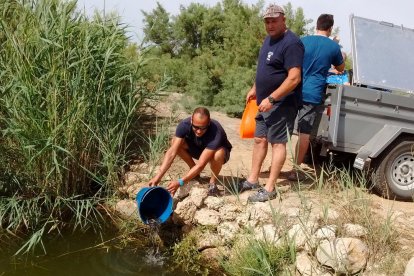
[166,148,215,195]
[258,66,302,112]
[148,137,183,186]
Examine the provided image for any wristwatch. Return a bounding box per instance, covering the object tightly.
[267,95,276,105]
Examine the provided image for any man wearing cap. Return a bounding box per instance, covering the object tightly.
[147,107,232,196]
[287,14,344,181]
[239,3,304,202]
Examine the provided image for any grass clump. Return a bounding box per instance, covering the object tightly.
[221,237,295,276]
[170,231,208,275]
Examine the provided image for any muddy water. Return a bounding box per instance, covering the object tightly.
[0,228,186,276]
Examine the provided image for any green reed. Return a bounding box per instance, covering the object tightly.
[0,0,164,253]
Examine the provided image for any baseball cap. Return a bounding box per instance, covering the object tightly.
[262,4,285,19]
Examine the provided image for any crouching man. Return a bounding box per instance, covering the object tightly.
[147,107,232,196]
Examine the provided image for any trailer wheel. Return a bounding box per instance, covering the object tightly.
[372,138,414,200]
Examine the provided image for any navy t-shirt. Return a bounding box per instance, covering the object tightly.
[255,30,304,107]
[175,117,232,158]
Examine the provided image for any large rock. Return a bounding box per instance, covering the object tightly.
[189,186,208,208]
[343,223,368,238]
[217,221,240,243]
[316,238,369,274]
[194,209,221,226]
[172,197,197,225]
[296,252,331,276]
[115,200,138,220]
[219,203,241,221]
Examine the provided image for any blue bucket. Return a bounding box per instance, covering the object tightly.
[136,187,173,224]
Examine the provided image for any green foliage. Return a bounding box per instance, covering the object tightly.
[0,0,165,253]
[171,232,208,275]
[221,238,294,275]
[142,1,313,115]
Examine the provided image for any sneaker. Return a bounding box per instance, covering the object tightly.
[287,170,307,181]
[238,180,260,193]
[248,188,278,202]
[207,183,220,196]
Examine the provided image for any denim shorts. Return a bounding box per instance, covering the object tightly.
[254,104,297,144]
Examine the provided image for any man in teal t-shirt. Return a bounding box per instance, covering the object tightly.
[289,14,344,181]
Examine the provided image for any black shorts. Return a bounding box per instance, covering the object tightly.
[254,104,297,144]
[188,146,231,164]
[296,103,324,135]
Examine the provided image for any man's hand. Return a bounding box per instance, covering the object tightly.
[246,88,256,103]
[258,97,272,112]
[166,180,180,196]
[147,176,161,187]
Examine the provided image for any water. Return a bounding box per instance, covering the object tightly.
[0,227,186,276]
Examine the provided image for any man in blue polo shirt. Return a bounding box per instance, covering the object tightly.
[148,107,232,196]
[288,14,344,181]
[239,3,304,202]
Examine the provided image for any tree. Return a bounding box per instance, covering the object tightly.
[142,2,174,55]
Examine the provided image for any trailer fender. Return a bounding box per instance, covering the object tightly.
[353,125,414,170]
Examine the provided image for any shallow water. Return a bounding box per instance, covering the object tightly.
[0,228,185,276]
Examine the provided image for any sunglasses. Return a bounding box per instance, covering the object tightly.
[191,124,209,131]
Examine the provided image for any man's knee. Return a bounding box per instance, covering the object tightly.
[254,136,267,146]
[213,148,226,164]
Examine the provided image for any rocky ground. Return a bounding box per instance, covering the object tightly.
[116,93,414,275]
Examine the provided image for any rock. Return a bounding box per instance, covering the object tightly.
[245,202,273,224]
[343,223,368,238]
[194,209,221,226]
[219,203,241,221]
[288,221,318,250]
[115,200,138,220]
[189,186,208,208]
[314,225,337,240]
[296,252,331,276]
[254,224,279,244]
[200,248,220,266]
[129,162,149,173]
[124,171,149,186]
[173,197,197,225]
[405,257,414,276]
[281,207,301,218]
[204,196,225,211]
[217,222,240,243]
[316,238,369,274]
[197,232,222,250]
[319,209,340,221]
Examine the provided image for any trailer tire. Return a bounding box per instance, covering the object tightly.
[372,138,414,200]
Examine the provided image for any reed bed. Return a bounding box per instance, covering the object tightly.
[0,0,164,253]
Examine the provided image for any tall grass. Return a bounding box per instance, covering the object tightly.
[0,0,165,253]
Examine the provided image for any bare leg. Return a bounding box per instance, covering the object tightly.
[264,143,286,192]
[295,133,310,166]
[176,139,196,169]
[209,148,226,184]
[247,137,268,183]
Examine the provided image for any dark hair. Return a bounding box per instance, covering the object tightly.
[317,14,334,31]
[192,107,210,119]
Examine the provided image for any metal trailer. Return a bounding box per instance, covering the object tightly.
[313,15,414,200]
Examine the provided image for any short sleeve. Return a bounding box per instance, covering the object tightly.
[284,41,304,71]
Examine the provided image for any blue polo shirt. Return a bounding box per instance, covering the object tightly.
[255,30,304,107]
